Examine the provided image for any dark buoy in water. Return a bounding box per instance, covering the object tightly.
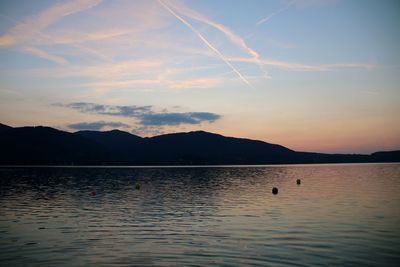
[296,179,301,185]
[272,187,278,194]
[135,182,141,190]
[90,191,96,196]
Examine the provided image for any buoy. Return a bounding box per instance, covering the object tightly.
[272,187,278,194]
[135,183,141,190]
[91,191,96,196]
[296,179,301,185]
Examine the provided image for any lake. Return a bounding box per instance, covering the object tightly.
[0,164,399,266]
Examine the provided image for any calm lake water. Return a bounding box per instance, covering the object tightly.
[0,164,399,266]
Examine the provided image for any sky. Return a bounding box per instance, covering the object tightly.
[0,0,399,154]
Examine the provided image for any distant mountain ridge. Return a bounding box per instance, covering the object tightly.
[0,123,399,165]
[0,123,12,132]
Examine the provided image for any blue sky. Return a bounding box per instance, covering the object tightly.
[0,0,399,153]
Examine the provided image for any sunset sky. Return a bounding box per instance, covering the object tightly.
[0,0,399,154]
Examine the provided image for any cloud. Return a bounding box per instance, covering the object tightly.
[31,60,223,91]
[165,77,222,90]
[22,47,68,65]
[0,0,102,47]
[256,0,296,26]
[0,35,15,46]
[158,0,252,87]
[163,1,371,76]
[228,56,375,71]
[57,102,152,117]
[33,59,164,79]
[80,77,222,91]
[68,121,129,131]
[140,112,221,126]
[131,126,167,136]
[165,0,269,78]
[37,28,134,45]
[58,102,222,127]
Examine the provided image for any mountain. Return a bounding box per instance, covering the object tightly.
[75,129,142,160]
[0,123,12,132]
[137,131,296,165]
[370,151,400,162]
[0,125,111,165]
[0,123,399,165]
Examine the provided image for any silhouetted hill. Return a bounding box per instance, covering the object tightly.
[75,130,142,159]
[370,151,400,162]
[0,125,111,165]
[0,123,399,165]
[138,131,296,164]
[0,123,12,132]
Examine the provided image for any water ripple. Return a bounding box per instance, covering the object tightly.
[0,164,400,266]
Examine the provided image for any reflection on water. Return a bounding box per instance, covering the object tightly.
[0,164,399,266]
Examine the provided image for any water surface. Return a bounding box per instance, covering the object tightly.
[0,164,399,266]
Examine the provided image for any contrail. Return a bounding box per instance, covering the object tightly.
[165,0,269,78]
[158,0,252,87]
[256,0,296,26]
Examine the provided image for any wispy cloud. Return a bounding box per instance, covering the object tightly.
[166,2,362,83]
[228,56,375,71]
[69,43,113,62]
[166,0,269,78]
[33,59,165,79]
[36,29,133,45]
[68,121,129,131]
[0,35,14,46]
[82,79,161,91]
[56,102,152,117]
[22,47,68,65]
[167,77,222,90]
[28,57,224,92]
[79,76,223,93]
[158,0,252,87]
[256,0,296,26]
[0,0,102,47]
